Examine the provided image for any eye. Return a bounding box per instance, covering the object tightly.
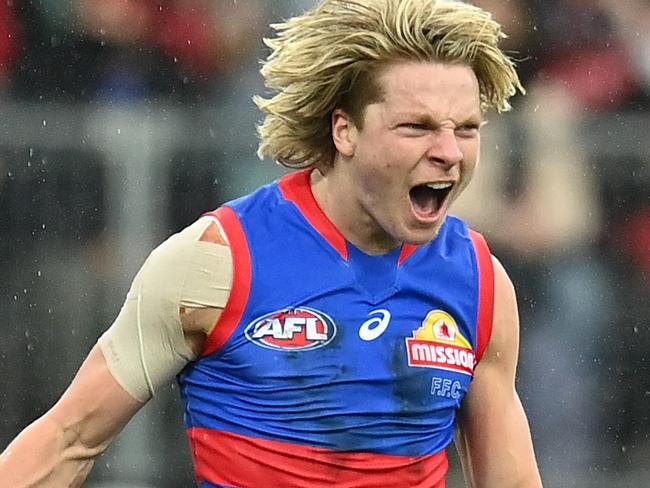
[397,123,429,134]
[455,124,480,138]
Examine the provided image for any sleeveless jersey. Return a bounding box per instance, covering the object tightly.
[178,169,495,488]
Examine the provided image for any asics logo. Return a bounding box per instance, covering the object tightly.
[358,309,392,341]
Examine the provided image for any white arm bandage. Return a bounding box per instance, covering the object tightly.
[98,216,233,402]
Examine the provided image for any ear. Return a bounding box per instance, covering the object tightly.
[331,108,357,158]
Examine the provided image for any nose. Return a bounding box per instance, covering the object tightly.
[425,129,463,169]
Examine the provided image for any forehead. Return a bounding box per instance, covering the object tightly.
[375,61,482,121]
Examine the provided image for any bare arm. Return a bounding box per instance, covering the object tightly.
[0,346,144,487]
[455,257,542,488]
[0,303,222,488]
[0,219,228,487]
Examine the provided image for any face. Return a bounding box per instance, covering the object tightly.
[330,60,482,252]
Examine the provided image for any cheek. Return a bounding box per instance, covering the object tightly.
[460,138,480,172]
[358,142,396,178]
[464,152,479,175]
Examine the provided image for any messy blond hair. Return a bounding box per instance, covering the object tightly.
[255,0,524,169]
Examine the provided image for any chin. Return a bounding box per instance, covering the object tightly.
[396,208,449,245]
[400,224,443,246]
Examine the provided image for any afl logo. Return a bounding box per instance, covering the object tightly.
[245,307,337,351]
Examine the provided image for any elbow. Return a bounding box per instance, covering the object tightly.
[49,412,112,461]
[0,414,100,488]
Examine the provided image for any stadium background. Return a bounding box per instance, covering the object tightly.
[1,0,649,486]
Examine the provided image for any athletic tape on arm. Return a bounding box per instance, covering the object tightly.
[98,217,233,402]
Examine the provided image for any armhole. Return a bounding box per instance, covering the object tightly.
[200,206,252,357]
[469,229,495,364]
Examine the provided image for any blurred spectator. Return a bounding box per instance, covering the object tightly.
[576,0,650,472]
[470,0,541,87]
[596,148,650,472]
[456,3,612,481]
[74,0,163,101]
[0,0,22,90]
[598,0,650,110]
[10,0,266,103]
[461,2,650,484]
[455,83,610,487]
[530,0,648,112]
[155,1,265,84]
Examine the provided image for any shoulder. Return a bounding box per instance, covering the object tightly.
[492,256,516,305]
[217,177,287,217]
[482,255,519,371]
[142,216,233,334]
[143,216,230,274]
[492,255,517,331]
[160,215,229,251]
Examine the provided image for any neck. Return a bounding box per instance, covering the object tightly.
[310,168,400,255]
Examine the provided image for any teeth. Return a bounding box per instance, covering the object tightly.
[425,182,453,190]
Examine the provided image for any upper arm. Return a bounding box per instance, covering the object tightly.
[0,217,232,486]
[455,256,542,488]
[99,216,232,402]
[181,218,230,342]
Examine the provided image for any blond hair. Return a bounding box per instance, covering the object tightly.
[255,0,524,169]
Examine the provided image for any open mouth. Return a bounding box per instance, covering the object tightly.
[409,182,453,219]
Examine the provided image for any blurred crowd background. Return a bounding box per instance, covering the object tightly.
[0,0,649,487]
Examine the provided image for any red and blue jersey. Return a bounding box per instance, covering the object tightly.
[178,170,494,488]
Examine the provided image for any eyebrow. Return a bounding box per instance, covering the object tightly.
[392,111,483,126]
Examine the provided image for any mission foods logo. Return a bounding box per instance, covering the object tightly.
[245,307,337,351]
[405,310,475,376]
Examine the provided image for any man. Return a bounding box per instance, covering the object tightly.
[0,0,543,486]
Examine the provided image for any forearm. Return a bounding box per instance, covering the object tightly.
[0,346,144,488]
[0,415,99,488]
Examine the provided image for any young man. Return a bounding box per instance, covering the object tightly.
[0,0,543,486]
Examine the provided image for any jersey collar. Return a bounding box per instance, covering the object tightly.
[278,169,418,264]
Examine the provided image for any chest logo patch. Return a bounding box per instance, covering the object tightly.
[245,307,337,351]
[358,309,392,341]
[405,310,475,376]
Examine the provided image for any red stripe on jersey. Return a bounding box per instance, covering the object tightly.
[189,427,448,488]
[468,230,495,364]
[279,170,349,260]
[201,206,252,357]
[398,243,419,265]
